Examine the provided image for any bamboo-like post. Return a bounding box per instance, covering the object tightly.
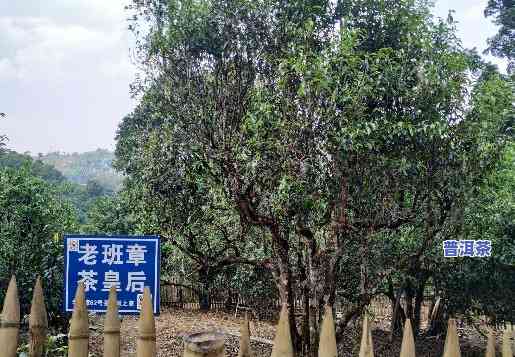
[359,315,374,357]
[270,304,294,357]
[318,305,337,357]
[0,276,20,357]
[399,319,415,357]
[29,277,48,357]
[237,313,253,357]
[502,328,513,357]
[68,283,89,357]
[442,319,461,357]
[485,329,495,357]
[137,287,156,357]
[104,286,121,357]
[183,332,226,357]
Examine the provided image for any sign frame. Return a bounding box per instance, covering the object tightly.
[63,234,160,315]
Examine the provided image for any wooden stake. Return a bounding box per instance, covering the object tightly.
[104,286,121,357]
[29,277,48,357]
[399,319,415,357]
[137,287,156,357]
[68,283,89,357]
[271,304,294,357]
[318,305,337,357]
[0,276,20,357]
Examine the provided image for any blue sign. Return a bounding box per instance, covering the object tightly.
[64,235,160,314]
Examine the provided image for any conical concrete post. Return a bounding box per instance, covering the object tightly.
[271,304,294,357]
[68,283,89,357]
[0,276,20,357]
[29,277,48,357]
[442,319,461,357]
[238,313,253,357]
[368,317,374,357]
[137,287,156,357]
[318,305,337,357]
[485,329,495,357]
[104,286,121,357]
[399,319,415,357]
[359,315,374,357]
[502,328,513,357]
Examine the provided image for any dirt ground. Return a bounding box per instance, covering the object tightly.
[87,308,506,357]
[89,309,276,357]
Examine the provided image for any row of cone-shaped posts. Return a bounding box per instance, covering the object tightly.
[0,276,48,357]
[0,276,156,357]
[1,277,514,357]
[69,282,156,357]
[267,304,338,357]
[186,305,337,357]
[441,319,514,357]
[259,307,515,357]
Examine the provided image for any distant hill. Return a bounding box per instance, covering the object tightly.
[0,149,123,224]
[0,150,66,184]
[37,149,123,192]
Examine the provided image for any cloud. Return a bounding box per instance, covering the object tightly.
[0,58,17,80]
[0,1,136,153]
[0,0,130,31]
[463,3,485,21]
[0,14,134,82]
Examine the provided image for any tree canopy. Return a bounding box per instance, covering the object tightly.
[114,0,514,354]
[0,167,78,321]
[0,150,66,184]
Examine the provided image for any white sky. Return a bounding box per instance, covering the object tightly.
[0,0,507,154]
[433,0,507,70]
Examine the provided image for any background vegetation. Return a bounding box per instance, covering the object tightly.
[38,149,123,192]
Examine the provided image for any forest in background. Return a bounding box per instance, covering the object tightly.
[0,149,119,225]
[37,149,124,192]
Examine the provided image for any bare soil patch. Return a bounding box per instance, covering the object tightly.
[87,308,501,357]
[89,309,275,357]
